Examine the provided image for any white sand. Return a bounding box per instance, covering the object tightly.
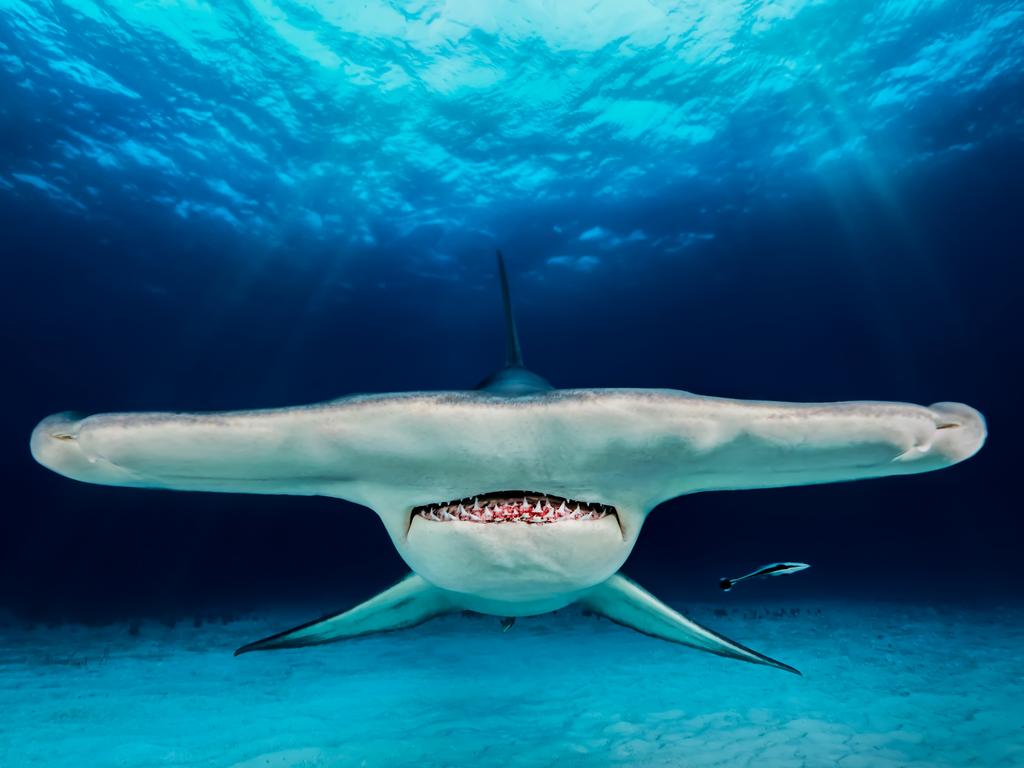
[2,602,1022,767]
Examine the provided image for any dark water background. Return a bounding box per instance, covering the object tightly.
[1,1,1022,625]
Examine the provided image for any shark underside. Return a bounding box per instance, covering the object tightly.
[29,252,986,675]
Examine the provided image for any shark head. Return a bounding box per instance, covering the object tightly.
[28,250,987,673]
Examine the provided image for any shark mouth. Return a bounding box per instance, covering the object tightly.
[411,491,616,524]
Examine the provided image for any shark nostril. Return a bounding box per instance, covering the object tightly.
[935,422,960,430]
[52,433,76,441]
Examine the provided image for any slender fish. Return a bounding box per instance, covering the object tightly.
[719,562,810,592]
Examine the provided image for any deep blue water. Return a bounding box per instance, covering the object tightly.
[1,2,1023,765]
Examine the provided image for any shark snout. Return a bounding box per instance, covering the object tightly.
[925,402,987,464]
[29,411,136,486]
[30,412,88,472]
[892,402,987,467]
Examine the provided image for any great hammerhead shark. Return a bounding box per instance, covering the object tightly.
[30,252,985,673]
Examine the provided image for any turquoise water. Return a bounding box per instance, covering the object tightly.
[4,603,1023,766]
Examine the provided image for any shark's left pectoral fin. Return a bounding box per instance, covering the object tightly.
[235,574,452,655]
[579,574,800,675]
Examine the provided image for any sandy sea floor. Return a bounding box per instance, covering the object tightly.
[2,601,1022,767]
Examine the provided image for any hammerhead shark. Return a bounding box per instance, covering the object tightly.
[30,252,986,674]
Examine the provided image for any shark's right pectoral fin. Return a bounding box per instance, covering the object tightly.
[579,574,800,675]
[235,574,452,655]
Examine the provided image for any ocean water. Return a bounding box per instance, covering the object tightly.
[1,1,1023,766]
[3,604,1024,767]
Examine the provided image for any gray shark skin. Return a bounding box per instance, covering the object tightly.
[30,252,986,674]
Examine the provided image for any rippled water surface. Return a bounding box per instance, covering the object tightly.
[1,1,1022,252]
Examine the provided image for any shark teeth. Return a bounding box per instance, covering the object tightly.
[411,492,616,525]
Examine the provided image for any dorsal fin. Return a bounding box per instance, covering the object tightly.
[496,249,524,368]
[473,250,553,395]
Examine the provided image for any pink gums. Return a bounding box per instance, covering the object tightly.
[415,497,611,524]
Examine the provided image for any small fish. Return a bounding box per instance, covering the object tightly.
[719,562,810,592]
[500,616,516,632]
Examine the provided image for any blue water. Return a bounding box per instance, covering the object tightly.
[2,1,1023,766]
[1,1,1021,248]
